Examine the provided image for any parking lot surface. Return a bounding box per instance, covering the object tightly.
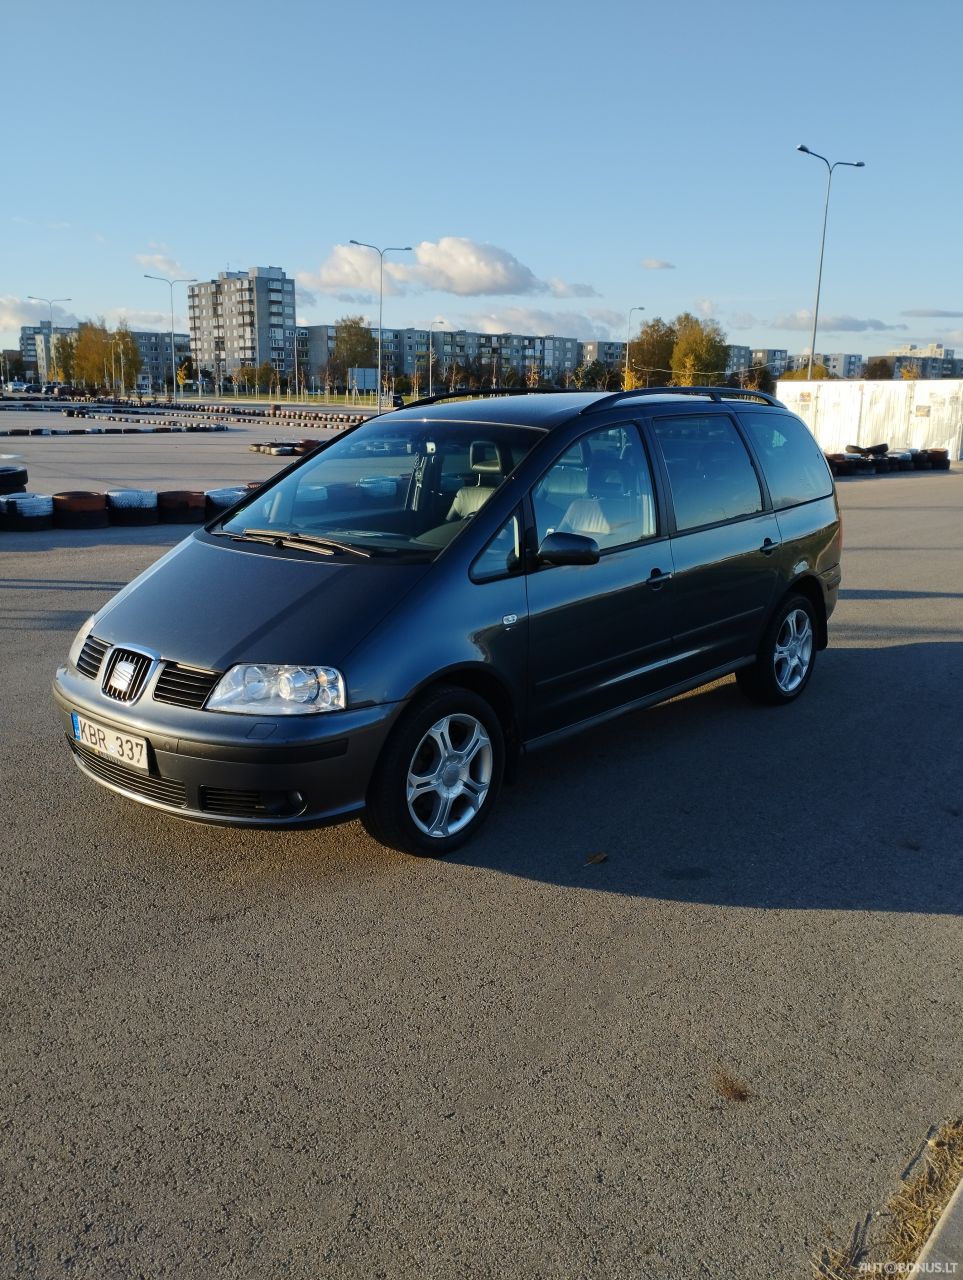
[3,429,962,1278]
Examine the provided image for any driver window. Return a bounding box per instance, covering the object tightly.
[531,425,657,551]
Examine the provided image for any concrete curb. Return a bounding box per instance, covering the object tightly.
[911,1173,963,1273]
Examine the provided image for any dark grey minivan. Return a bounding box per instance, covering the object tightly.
[54,388,841,855]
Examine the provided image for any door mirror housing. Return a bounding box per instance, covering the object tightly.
[536,531,600,567]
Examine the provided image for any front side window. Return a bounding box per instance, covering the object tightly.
[531,424,657,551]
[738,410,833,509]
[218,419,543,562]
[471,512,522,582]
[652,414,762,531]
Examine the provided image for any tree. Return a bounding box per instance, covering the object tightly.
[779,363,829,382]
[526,361,540,389]
[113,321,141,391]
[864,357,893,380]
[670,312,729,386]
[73,321,111,389]
[734,364,777,394]
[330,315,376,383]
[626,317,677,388]
[899,361,922,380]
[50,332,76,383]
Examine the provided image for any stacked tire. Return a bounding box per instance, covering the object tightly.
[53,491,109,529]
[107,489,158,526]
[205,487,247,518]
[0,464,27,495]
[0,493,54,531]
[158,491,206,524]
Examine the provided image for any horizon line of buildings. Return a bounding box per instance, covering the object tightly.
[9,263,963,387]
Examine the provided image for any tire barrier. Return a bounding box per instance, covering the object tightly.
[205,486,248,518]
[0,492,54,531]
[0,464,28,494]
[826,445,955,478]
[53,491,110,530]
[106,489,159,526]
[158,490,206,524]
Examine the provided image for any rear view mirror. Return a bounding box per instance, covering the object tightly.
[537,531,600,567]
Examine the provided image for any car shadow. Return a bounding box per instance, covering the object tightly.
[448,641,963,915]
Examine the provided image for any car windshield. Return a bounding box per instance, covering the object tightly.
[218,417,544,561]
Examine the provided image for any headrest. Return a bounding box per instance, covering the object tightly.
[470,441,504,474]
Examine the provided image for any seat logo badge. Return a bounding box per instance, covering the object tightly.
[502,614,518,626]
[109,659,137,694]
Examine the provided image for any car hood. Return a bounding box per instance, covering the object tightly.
[92,532,430,671]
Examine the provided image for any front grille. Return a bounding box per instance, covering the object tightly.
[200,787,305,819]
[101,648,153,703]
[153,663,220,709]
[69,740,188,807]
[76,635,110,679]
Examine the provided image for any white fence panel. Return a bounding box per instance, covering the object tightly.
[776,379,963,458]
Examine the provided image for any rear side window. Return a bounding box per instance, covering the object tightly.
[738,411,833,510]
[651,414,762,531]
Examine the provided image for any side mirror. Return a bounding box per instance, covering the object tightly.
[536,531,600,567]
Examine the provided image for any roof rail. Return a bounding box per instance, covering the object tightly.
[580,386,782,414]
[402,387,577,410]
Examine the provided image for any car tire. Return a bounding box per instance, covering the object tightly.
[364,684,505,856]
[736,594,818,706]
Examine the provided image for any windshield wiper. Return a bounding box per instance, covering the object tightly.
[224,528,372,558]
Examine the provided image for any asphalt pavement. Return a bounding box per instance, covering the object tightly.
[2,419,962,1278]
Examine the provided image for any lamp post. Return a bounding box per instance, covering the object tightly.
[144,273,197,400]
[796,145,864,379]
[428,318,446,397]
[348,240,412,411]
[624,304,645,388]
[27,295,71,381]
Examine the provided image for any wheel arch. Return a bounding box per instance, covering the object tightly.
[406,665,521,773]
[781,574,828,648]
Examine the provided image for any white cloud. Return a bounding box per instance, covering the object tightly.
[547,278,599,299]
[772,310,907,333]
[136,251,189,278]
[642,258,676,270]
[900,308,963,318]
[729,312,757,330]
[696,298,716,318]
[0,295,79,330]
[458,306,619,341]
[109,307,186,332]
[299,237,595,300]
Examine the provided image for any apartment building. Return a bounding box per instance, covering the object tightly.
[725,345,752,375]
[785,352,864,378]
[188,267,296,380]
[888,343,957,379]
[132,331,191,391]
[20,322,75,378]
[752,348,789,377]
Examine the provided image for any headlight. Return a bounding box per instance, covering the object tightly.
[68,615,97,669]
[207,664,346,715]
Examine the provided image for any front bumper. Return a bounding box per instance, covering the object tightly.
[53,665,403,828]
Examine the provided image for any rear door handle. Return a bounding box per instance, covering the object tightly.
[759,538,780,555]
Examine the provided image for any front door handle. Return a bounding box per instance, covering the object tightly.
[759,537,780,555]
[647,568,673,588]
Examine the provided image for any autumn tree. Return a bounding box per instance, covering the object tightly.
[330,315,376,383]
[73,321,111,388]
[626,317,677,388]
[864,357,893,380]
[50,332,76,383]
[779,363,830,382]
[670,313,729,386]
[899,361,922,380]
[113,321,141,391]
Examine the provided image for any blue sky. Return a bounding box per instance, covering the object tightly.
[3,0,962,359]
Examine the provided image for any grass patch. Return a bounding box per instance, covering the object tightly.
[813,1117,963,1278]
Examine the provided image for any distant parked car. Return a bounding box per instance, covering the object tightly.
[23,383,42,393]
[4,381,27,393]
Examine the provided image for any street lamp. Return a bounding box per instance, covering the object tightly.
[144,273,197,400]
[27,295,71,381]
[428,318,446,397]
[349,240,412,411]
[625,304,644,388]
[796,145,864,379]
